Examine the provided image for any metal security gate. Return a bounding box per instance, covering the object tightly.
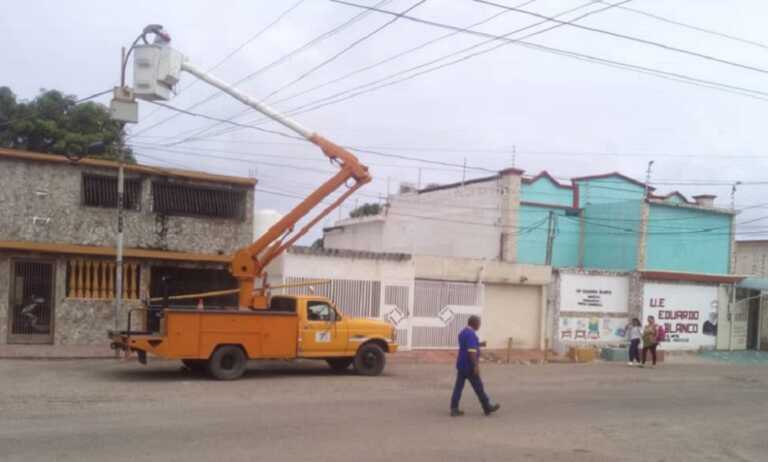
[283,277,381,318]
[411,279,483,349]
[8,261,55,344]
[384,285,411,349]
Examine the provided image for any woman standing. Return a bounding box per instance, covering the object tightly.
[626,318,642,366]
[641,315,659,368]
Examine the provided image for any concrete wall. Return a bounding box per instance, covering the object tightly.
[517,204,579,268]
[521,176,572,207]
[734,241,768,277]
[0,253,145,351]
[383,179,505,259]
[323,217,385,253]
[0,252,232,353]
[646,203,732,274]
[271,249,414,288]
[583,200,642,271]
[575,177,645,207]
[0,158,254,255]
[484,283,542,349]
[413,255,552,286]
[325,171,522,261]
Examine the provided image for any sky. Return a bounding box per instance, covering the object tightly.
[3,0,768,240]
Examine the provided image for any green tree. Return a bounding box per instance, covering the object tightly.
[311,237,324,250]
[349,202,382,218]
[0,87,134,162]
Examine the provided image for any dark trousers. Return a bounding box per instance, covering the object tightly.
[450,368,491,411]
[628,339,640,363]
[642,343,658,365]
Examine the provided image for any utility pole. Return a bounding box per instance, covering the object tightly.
[545,210,556,266]
[511,145,516,168]
[643,160,655,199]
[462,157,467,186]
[731,181,742,210]
[638,160,655,271]
[108,45,139,335]
[115,146,125,331]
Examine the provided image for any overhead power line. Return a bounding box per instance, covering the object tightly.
[304,1,768,110]
[128,0,390,138]
[194,0,619,141]
[266,3,530,108]
[176,0,425,145]
[597,1,768,51]
[142,100,501,172]
[475,0,768,76]
[262,0,427,103]
[204,0,768,142]
[139,0,309,124]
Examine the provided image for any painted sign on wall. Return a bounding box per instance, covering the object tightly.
[560,274,630,313]
[558,316,628,343]
[643,283,718,350]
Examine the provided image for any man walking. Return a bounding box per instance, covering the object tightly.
[450,315,500,416]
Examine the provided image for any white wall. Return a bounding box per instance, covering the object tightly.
[324,218,384,253]
[735,241,768,277]
[483,283,542,349]
[325,173,522,260]
[643,282,720,351]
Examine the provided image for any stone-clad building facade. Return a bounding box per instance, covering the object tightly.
[0,148,255,356]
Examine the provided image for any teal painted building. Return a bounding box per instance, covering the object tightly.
[517,171,734,275]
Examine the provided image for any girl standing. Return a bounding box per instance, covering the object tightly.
[641,315,659,368]
[626,318,642,366]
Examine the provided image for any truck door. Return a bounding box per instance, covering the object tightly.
[301,300,348,357]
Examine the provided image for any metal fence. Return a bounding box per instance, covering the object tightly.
[283,277,381,318]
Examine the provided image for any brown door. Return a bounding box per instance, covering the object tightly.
[8,260,55,344]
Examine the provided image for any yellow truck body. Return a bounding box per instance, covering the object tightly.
[109,295,397,379]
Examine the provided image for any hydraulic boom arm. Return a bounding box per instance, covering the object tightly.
[179,62,371,309]
[130,26,371,309]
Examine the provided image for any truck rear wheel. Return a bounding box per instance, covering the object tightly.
[326,358,354,372]
[354,343,386,376]
[208,346,247,380]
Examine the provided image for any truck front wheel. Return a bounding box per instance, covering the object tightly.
[354,343,386,376]
[327,357,354,372]
[208,345,247,380]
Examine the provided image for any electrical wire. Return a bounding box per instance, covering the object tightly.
[171,0,422,145]
[128,0,392,139]
[194,0,616,141]
[282,1,768,117]
[139,0,309,123]
[597,1,768,51]
[134,150,765,236]
[205,0,768,142]
[262,0,427,103]
[475,0,768,76]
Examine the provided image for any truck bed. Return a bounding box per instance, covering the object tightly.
[113,309,299,360]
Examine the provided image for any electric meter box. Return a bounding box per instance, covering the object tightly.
[133,44,183,101]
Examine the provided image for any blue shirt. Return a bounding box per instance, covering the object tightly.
[456,327,480,371]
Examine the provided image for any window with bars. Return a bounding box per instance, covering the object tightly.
[66,259,141,300]
[152,181,246,220]
[82,174,142,210]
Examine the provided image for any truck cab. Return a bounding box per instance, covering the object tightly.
[109,295,397,380]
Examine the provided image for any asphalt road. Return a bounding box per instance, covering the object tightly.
[1,357,766,462]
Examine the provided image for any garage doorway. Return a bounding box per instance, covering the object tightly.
[8,260,55,344]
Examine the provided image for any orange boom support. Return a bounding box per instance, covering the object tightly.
[230,135,371,309]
